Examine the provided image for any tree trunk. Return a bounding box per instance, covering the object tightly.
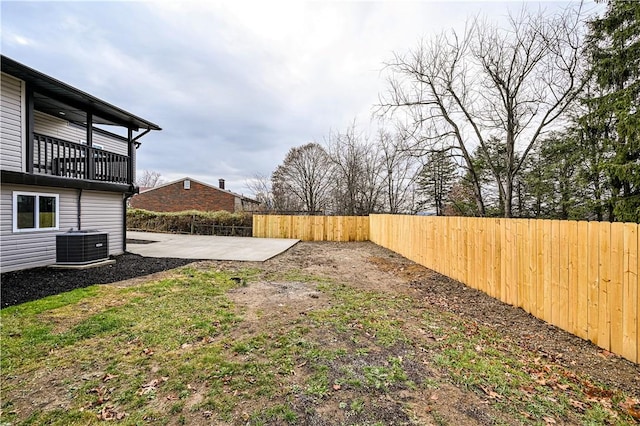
[471,177,486,217]
[504,172,514,218]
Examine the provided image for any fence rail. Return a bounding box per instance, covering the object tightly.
[252,215,369,241]
[253,213,639,363]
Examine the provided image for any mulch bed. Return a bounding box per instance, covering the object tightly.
[1,253,195,308]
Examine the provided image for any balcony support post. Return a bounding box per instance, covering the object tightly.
[127,128,134,185]
[25,84,34,173]
[86,112,94,180]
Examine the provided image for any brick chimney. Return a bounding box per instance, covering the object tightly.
[219,179,225,190]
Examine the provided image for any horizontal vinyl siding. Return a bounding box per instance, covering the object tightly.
[81,191,124,256]
[0,184,78,272]
[34,111,128,155]
[1,73,24,172]
[92,132,127,155]
[0,186,125,272]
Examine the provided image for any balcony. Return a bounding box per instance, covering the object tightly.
[33,133,131,184]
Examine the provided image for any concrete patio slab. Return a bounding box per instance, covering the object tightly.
[126,231,299,262]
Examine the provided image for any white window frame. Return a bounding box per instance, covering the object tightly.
[12,191,60,233]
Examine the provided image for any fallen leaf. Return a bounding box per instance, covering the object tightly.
[137,379,161,395]
[88,386,110,404]
[480,386,504,400]
[102,374,118,382]
[569,399,587,412]
[597,350,615,359]
[98,405,126,421]
[619,397,640,420]
[145,379,160,388]
[520,411,532,419]
[584,384,613,398]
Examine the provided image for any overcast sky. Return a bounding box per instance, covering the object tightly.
[2,1,591,196]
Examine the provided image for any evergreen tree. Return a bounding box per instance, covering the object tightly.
[520,133,585,219]
[583,0,640,222]
[416,150,458,215]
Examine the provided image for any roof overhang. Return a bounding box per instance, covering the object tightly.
[1,55,161,132]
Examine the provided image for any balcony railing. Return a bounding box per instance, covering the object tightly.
[33,133,130,184]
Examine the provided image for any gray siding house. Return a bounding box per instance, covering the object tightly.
[0,56,161,272]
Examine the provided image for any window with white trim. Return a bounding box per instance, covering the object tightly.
[13,192,59,232]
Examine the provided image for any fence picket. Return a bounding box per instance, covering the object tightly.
[551,221,561,325]
[598,223,611,349]
[576,221,589,339]
[517,220,527,310]
[622,223,638,362]
[474,219,482,292]
[527,220,536,313]
[567,221,579,335]
[494,219,502,301]
[587,222,600,345]
[507,219,518,305]
[536,221,546,319]
[558,220,569,331]
[610,223,624,356]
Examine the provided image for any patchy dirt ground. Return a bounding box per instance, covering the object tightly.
[199,241,640,424]
[2,241,639,425]
[212,242,640,398]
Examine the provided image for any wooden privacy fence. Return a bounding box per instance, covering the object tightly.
[369,214,639,364]
[252,213,639,363]
[252,215,369,241]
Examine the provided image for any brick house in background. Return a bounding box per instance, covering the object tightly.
[129,177,260,213]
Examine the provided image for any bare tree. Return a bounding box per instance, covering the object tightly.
[357,143,385,214]
[245,173,274,212]
[326,123,383,215]
[135,170,164,188]
[377,130,421,214]
[271,143,334,214]
[378,6,586,217]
